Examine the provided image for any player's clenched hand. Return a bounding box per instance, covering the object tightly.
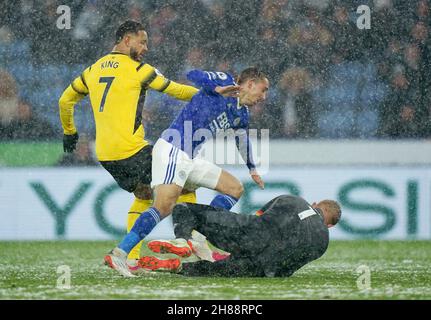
[215,85,240,97]
[250,171,265,189]
[63,132,79,153]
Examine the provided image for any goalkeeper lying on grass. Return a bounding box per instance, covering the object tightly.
[132,195,341,277]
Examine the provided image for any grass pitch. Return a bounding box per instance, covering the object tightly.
[0,240,430,299]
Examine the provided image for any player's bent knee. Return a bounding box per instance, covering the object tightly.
[229,181,244,199]
[153,184,183,216]
[153,202,176,217]
[237,182,244,198]
[216,172,244,199]
[152,197,173,215]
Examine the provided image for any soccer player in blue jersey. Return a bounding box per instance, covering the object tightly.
[104,67,269,276]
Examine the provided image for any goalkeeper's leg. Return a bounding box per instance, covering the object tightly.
[127,191,197,260]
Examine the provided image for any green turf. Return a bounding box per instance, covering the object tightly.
[0,241,430,299]
[0,142,62,166]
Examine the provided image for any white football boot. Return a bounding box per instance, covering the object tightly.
[104,247,136,277]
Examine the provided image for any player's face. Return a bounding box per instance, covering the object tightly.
[128,30,148,62]
[313,202,336,228]
[241,78,269,106]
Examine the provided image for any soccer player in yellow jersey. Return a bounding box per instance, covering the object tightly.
[58,20,198,266]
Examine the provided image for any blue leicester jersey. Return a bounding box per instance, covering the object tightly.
[162,69,255,170]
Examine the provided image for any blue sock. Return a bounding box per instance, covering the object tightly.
[118,207,161,254]
[210,194,238,210]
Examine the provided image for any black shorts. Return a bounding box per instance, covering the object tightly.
[100,145,153,193]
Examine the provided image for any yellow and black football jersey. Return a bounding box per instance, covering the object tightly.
[59,52,198,161]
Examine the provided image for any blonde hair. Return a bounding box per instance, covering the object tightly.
[237,67,267,85]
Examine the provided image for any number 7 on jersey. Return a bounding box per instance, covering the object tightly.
[99,76,115,112]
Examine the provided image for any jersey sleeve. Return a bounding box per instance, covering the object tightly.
[58,67,90,134]
[137,63,198,101]
[235,129,256,172]
[235,114,256,172]
[187,70,234,95]
[235,133,256,171]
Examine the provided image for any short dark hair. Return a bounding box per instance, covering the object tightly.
[237,67,267,85]
[319,200,342,225]
[115,20,145,44]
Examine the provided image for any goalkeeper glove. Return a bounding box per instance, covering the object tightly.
[63,132,79,153]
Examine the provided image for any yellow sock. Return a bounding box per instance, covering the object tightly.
[126,192,196,260]
[127,198,152,260]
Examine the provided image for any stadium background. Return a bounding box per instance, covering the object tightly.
[0,0,430,241]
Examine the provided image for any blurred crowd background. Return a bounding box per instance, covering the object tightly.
[1,0,430,159]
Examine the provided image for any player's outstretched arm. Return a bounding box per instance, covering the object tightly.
[159,80,199,101]
[138,64,198,101]
[214,85,240,97]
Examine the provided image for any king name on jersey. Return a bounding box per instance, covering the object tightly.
[101,60,119,69]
